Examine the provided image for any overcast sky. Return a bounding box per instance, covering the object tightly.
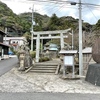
[1,0,100,24]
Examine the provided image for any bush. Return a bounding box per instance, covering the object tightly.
[30,51,36,58]
[39,57,50,62]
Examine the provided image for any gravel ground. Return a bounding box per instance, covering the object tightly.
[0,66,100,93]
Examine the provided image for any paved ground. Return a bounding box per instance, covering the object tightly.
[0,64,100,93]
[0,57,18,76]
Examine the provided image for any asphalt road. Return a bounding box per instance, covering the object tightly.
[0,93,100,100]
[0,57,18,76]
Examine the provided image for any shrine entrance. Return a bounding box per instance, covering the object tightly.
[32,28,71,62]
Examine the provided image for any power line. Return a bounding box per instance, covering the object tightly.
[27,0,100,7]
[28,0,78,17]
[51,4,67,15]
[40,2,65,14]
[83,0,98,23]
[2,0,100,7]
[36,4,78,16]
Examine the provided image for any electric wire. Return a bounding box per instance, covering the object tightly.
[83,0,98,23]
[26,0,100,15]
[29,0,78,17]
[36,5,78,16]
[27,0,100,7]
[2,0,100,7]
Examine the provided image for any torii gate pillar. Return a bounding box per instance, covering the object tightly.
[36,33,40,62]
[60,32,64,49]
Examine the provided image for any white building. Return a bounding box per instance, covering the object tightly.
[3,37,27,51]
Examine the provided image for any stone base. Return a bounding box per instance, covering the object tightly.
[85,63,100,86]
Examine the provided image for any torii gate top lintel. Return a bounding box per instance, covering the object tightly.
[33,28,71,35]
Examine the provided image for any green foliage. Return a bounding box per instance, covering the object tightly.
[23,32,31,41]
[47,13,61,30]
[39,57,50,62]
[95,19,100,30]
[0,1,97,48]
[0,2,14,16]
[0,1,31,36]
[82,22,92,32]
[30,51,36,58]
[49,39,60,45]
[0,1,93,35]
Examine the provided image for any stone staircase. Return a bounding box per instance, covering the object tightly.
[25,60,61,74]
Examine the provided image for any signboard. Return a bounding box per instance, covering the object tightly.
[63,55,75,78]
[64,56,74,66]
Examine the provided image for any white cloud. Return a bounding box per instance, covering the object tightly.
[1,0,48,15]
[1,0,32,14]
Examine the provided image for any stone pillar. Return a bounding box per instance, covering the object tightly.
[18,50,25,71]
[60,33,64,49]
[36,33,40,62]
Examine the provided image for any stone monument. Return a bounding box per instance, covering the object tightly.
[18,43,33,71]
[85,37,100,86]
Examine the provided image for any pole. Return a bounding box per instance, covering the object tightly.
[31,5,34,51]
[72,30,74,50]
[5,27,7,44]
[79,0,83,76]
[36,33,40,62]
[60,32,64,49]
[41,35,43,53]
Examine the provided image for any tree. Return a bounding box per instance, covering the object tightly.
[47,13,61,30]
[95,20,100,29]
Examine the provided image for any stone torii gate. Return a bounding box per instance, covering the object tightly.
[33,28,71,62]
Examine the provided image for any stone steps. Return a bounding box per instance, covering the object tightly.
[32,67,56,70]
[30,69,56,73]
[35,63,58,66]
[27,61,60,74]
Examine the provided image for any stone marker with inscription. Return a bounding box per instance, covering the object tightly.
[85,37,100,86]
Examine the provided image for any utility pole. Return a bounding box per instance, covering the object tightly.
[4,27,7,44]
[72,30,74,50]
[79,0,83,76]
[31,5,34,51]
[71,0,83,76]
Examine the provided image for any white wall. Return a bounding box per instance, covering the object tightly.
[3,37,26,46]
[3,37,27,51]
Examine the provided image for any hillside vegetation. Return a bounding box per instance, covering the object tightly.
[0,1,100,49]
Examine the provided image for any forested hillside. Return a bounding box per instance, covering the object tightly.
[0,1,95,35]
[0,1,100,49]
